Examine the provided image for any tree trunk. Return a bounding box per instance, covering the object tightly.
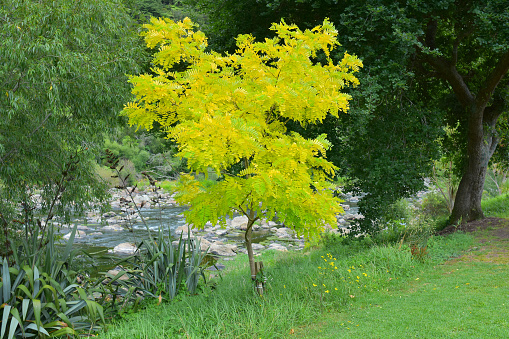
[244,218,256,281]
[449,104,500,224]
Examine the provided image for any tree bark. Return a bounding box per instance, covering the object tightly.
[449,102,502,224]
[424,48,509,225]
[243,208,259,281]
[245,218,256,281]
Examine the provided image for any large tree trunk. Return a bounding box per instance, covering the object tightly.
[449,104,500,224]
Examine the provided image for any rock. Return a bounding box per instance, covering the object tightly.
[89,232,103,236]
[63,230,86,240]
[206,263,226,271]
[215,229,228,236]
[102,211,116,218]
[77,225,90,230]
[251,243,265,250]
[208,243,237,256]
[267,243,288,252]
[175,224,193,236]
[111,243,138,255]
[196,237,212,251]
[102,224,124,231]
[107,269,129,281]
[230,216,248,230]
[276,227,293,238]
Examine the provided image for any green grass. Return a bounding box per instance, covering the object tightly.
[482,193,509,218]
[296,261,508,338]
[98,232,477,339]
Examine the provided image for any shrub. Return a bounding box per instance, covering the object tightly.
[419,190,450,218]
[1,226,105,338]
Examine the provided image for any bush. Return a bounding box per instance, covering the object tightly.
[419,190,450,218]
[1,226,105,338]
[383,198,413,221]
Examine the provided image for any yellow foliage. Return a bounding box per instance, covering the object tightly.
[122,17,362,239]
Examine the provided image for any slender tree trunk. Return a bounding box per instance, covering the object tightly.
[243,208,259,281]
[245,218,256,281]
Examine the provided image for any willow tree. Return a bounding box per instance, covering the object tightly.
[123,17,362,280]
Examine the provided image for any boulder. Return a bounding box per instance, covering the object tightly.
[208,243,237,256]
[107,269,129,281]
[102,211,117,218]
[267,243,288,252]
[275,227,293,238]
[102,224,124,231]
[175,224,193,236]
[215,229,228,236]
[63,230,86,240]
[230,216,249,230]
[251,243,265,250]
[112,243,138,255]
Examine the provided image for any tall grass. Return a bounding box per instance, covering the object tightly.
[98,232,473,338]
[481,193,509,218]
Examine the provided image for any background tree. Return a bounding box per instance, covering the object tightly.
[0,0,145,256]
[123,17,362,280]
[188,0,509,228]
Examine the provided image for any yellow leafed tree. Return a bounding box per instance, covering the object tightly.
[123,17,362,283]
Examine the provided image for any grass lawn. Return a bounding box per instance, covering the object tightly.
[296,218,509,338]
[98,218,509,339]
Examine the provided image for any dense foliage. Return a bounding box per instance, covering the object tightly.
[188,0,509,229]
[0,0,145,251]
[123,17,362,277]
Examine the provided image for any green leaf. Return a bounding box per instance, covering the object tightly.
[1,258,10,304]
[32,299,42,332]
[1,304,11,338]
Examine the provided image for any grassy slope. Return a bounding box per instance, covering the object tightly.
[97,233,491,338]
[97,195,509,338]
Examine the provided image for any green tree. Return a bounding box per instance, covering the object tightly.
[123,17,362,280]
[190,0,509,227]
[0,0,145,255]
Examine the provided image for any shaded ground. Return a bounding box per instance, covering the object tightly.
[439,217,509,265]
[438,217,509,239]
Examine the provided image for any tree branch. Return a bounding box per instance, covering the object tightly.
[425,55,474,107]
[476,50,509,109]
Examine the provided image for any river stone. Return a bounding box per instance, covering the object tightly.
[215,229,228,236]
[89,232,103,236]
[102,224,124,231]
[251,243,265,250]
[77,225,90,230]
[175,225,193,235]
[63,230,86,240]
[196,237,212,251]
[208,243,237,256]
[112,243,138,255]
[107,269,129,281]
[267,243,288,252]
[230,216,248,230]
[102,211,116,218]
[275,227,293,238]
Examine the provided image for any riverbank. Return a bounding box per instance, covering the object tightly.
[96,217,509,338]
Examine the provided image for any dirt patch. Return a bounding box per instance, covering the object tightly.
[438,217,509,239]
